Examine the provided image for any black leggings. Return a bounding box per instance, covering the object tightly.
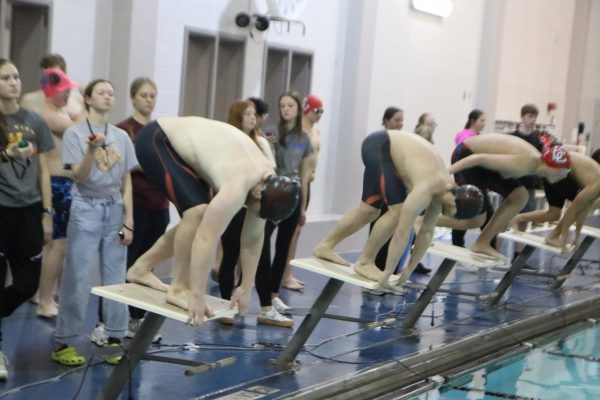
[256,200,302,306]
[0,204,43,324]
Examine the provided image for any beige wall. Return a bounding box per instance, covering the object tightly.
[580,0,600,151]
[494,0,576,137]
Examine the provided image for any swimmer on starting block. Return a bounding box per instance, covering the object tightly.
[511,150,600,251]
[448,133,571,260]
[314,130,483,293]
[126,117,300,325]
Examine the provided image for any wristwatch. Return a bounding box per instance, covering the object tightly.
[42,207,55,215]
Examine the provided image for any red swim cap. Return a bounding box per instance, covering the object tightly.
[303,94,323,115]
[542,145,571,168]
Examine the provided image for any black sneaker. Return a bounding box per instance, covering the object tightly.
[414,263,432,274]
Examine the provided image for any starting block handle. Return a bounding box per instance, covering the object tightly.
[185,356,237,376]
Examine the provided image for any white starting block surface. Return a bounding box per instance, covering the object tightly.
[92,283,235,323]
[427,241,505,267]
[290,257,400,288]
[498,231,565,254]
[530,224,600,239]
[581,225,600,239]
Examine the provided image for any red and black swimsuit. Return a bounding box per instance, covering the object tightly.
[135,121,211,214]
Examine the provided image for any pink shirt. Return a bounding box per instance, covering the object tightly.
[454,128,477,145]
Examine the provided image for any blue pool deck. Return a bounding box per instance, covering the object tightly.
[1,217,599,399]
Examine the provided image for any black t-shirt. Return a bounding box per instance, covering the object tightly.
[508,130,544,189]
[543,174,580,208]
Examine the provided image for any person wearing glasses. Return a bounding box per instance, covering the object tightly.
[0,58,54,381]
[35,68,83,319]
[20,53,84,118]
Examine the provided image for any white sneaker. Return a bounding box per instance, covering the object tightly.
[126,318,142,338]
[0,351,8,381]
[90,323,109,346]
[257,308,293,327]
[125,318,162,343]
[271,297,290,314]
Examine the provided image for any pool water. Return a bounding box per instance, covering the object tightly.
[413,324,600,399]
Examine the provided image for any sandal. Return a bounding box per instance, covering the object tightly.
[51,346,86,366]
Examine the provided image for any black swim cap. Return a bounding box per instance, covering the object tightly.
[259,175,300,222]
[453,184,484,219]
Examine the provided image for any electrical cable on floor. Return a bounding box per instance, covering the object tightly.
[302,301,423,351]
[300,348,380,365]
[0,360,107,399]
[71,349,95,400]
[301,290,548,369]
[0,342,278,399]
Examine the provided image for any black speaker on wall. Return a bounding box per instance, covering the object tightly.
[235,12,270,32]
[235,12,250,27]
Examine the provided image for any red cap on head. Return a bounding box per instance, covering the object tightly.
[303,94,323,115]
[542,145,571,168]
[41,68,78,98]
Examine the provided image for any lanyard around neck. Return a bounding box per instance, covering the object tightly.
[86,118,108,148]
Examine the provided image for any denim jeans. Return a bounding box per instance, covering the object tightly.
[55,193,127,343]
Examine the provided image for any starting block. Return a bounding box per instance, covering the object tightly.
[91,283,236,399]
[275,257,400,366]
[497,226,599,294]
[400,242,504,330]
[277,242,505,365]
